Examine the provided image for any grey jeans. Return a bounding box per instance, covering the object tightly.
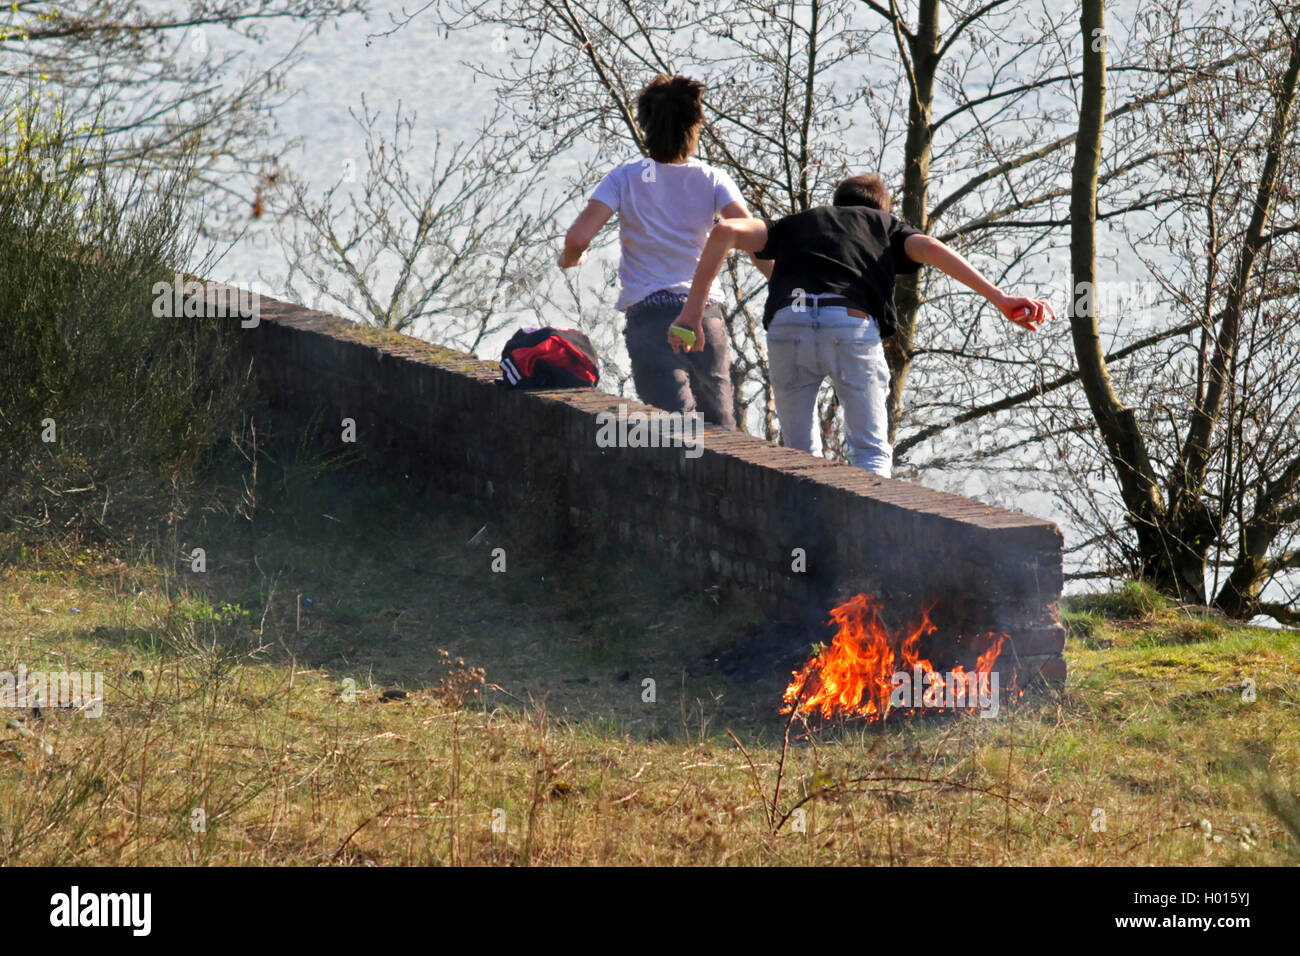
[623,292,736,430]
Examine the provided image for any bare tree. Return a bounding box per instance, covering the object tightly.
[272,101,566,350]
[1065,0,1300,619]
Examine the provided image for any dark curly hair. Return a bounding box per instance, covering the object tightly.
[636,75,705,163]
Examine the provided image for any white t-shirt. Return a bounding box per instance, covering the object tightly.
[590,157,745,311]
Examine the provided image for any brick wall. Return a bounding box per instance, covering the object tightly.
[236,290,1066,686]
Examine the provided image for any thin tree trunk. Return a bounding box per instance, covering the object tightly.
[1067,0,1181,595]
[1201,29,1300,616]
[885,0,938,442]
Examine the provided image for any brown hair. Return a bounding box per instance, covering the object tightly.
[636,75,705,163]
[833,174,892,212]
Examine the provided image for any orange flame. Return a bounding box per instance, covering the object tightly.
[781,594,1007,721]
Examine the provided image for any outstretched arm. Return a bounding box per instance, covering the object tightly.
[670,218,770,352]
[559,200,614,268]
[903,233,1055,331]
[719,201,775,281]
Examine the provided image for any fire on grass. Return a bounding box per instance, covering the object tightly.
[781,593,1014,722]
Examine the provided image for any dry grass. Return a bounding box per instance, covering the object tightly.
[1,477,1297,866]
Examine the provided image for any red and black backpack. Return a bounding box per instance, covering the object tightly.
[499,327,599,388]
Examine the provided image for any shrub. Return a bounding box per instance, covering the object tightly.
[0,95,248,543]
[1064,580,1172,621]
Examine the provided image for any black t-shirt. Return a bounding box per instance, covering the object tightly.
[755,205,923,336]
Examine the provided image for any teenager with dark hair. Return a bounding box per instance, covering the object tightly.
[831,173,893,211]
[671,174,1055,476]
[559,75,768,430]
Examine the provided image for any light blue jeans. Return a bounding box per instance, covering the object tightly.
[766,301,892,477]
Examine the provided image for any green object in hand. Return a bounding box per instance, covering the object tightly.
[669,325,697,348]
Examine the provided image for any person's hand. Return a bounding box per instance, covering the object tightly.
[668,309,706,353]
[997,295,1056,331]
[557,247,587,269]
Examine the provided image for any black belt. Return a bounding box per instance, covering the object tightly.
[791,292,852,306]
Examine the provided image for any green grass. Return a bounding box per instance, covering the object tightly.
[1,468,1297,865]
